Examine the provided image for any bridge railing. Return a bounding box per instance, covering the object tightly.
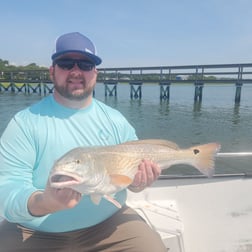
[1,63,252,83]
[97,63,252,84]
[1,63,252,102]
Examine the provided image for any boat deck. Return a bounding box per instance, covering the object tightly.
[127,174,252,252]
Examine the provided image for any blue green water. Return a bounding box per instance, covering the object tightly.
[1,83,252,175]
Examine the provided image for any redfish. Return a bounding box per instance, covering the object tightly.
[49,139,220,208]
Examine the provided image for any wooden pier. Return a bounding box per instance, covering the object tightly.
[159,81,170,100]
[0,81,54,95]
[104,80,118,97]
[98,63,252,103]
[1,63,252,103]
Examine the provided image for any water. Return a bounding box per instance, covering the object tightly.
[1,83,252,176]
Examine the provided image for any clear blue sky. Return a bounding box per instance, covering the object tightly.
[1,0,252,68]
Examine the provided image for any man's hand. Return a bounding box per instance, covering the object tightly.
[28,183,82,217]
[129,159,161,192]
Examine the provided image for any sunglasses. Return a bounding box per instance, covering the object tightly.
[54,58,95,71]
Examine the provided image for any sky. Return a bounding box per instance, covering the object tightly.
[1,0,252,68]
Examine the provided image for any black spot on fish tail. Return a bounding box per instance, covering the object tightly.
[193,149,200,155]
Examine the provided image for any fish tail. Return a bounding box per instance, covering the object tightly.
[189,142,221,177]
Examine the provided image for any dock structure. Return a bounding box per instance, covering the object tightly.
[235,82,242,103]
[0,82,54,95]
[194,81,204,102]
[98,63,252,103]
[159,81,171,100]
[104,80,118,97]
[1,63,252,103]
[129,81,142,99]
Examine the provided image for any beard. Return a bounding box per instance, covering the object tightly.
[53,75,94,101]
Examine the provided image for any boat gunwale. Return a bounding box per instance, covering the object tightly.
[158,172,252,180]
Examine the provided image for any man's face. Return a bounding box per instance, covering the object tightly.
[50,53,98,101]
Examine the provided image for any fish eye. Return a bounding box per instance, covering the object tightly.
[76,159,81,164]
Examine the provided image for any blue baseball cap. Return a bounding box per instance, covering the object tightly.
[51,32,102,65]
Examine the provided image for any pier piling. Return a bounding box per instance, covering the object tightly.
[104,80,118,97]
[194,82,204,102]
[159,81,170,101]
[235,82,242,103]
[130,81,142,99]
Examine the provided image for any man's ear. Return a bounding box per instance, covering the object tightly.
[49,66,54,82]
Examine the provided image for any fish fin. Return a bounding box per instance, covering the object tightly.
[91,194,122,208]
[90,194,102,205]
[190,142,221,177]
[123,139,180,150]
[103,195,122,208]
[110,174,133,186]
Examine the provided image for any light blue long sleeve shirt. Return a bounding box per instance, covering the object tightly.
[0,95,137,232]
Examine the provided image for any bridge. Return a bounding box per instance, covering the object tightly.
[98,63,252,102]
[1,63,252,103]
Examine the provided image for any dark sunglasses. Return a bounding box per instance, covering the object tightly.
[54,58,95,71]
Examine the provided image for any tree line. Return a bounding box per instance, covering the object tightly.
[0,59,50,81]
[0,58,48,71]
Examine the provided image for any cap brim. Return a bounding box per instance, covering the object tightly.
[51,50,102,65]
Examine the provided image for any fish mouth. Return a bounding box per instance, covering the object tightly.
[50,172,82,188]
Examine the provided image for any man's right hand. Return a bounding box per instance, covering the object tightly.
[27,183,82,217]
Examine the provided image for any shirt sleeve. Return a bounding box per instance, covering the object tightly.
[0,116,38,222]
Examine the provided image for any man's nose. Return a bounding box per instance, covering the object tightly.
[69,64,83,76]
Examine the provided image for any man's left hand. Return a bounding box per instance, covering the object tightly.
[129,160,161,192]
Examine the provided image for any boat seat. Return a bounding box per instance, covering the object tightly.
[127,196,184,252]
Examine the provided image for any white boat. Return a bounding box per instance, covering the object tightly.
[1,155,251,251]
[1,173,251,251]
[127,173,252,252]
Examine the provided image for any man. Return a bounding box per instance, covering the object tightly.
[0,32,166,251]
